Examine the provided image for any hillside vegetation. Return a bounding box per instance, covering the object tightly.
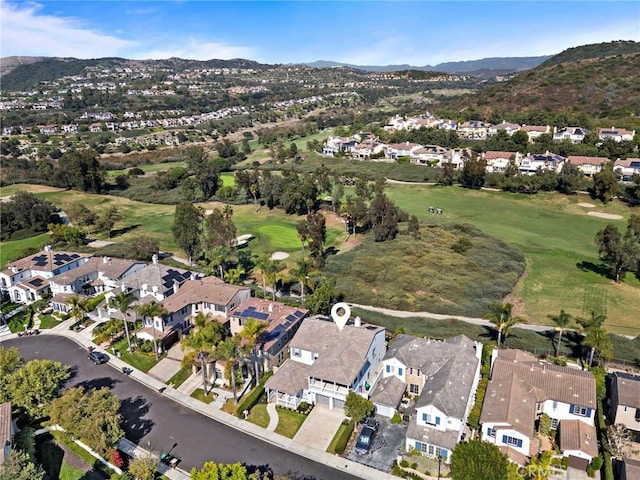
[324,223,525,318]
[449,41,640,119]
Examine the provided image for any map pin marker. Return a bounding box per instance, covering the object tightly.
[331,302,351,331]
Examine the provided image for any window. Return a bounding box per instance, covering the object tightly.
[409,367,414,375]
[487,427,496,438]
[551,418,559,430]
[422,414,440,426]
[435,448,447,460]
[409,384,419,395]
[292,348,301,357]
[570,405,590,417]
[386,365,393,374]
[398,367,404,377]
[427,445,435,456]
[502,435,523,448]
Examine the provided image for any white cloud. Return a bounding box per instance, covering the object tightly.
[133,39,255,61]
[0,1,136,58]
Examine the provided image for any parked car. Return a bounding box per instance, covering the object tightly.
[88,351,109,365]
[359,416,379,431]
[355,425,376,455]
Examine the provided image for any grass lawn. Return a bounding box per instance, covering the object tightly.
[39,313,62,329]
[113,337,163,372]
[274,407,307,438]
[246,404,270,428]
[167,365,193,387]
[106,161,187,177]
[383,185,640,334]
[220,172,236,187]
[0,232,50,268]
[326,420,354,454]
[191,388,217,404]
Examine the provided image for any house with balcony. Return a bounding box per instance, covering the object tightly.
[483,151,523,173]
[384,142,423,161]
[567,156,610,177]
[599,127,635,143]
[553,127,588,144]
[609,372,640,441]
[373,335,482,463]
[457,121,492,139]
[488,121,522,137]
[518,151,566,175]
[1,248,91,304]
[410,145,449,166]
[480,349,597,467]
[265,316,386,410]
[229,298,308,370]
[521,125,551,142]
[135,276,250,348]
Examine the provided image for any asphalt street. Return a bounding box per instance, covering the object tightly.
[2,336,360,480]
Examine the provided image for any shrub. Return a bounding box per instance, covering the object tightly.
[235,372,273,418]
[333,419,355,455]
[391,412,403,424]
[400,459,409,468]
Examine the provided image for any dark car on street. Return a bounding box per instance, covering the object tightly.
[88,351,109,365]
[355,425,376,455]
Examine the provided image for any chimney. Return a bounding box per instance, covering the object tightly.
[44,245,52,252]
[268,303,273,313]
[10,266,18,274]
[173,280,179,295]
[354,316,362,327]
[103,256,110,263]
[152,254,158,264]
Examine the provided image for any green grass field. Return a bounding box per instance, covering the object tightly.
[1,232,50,267]
[106,161,187,177]
[383,185,640,333]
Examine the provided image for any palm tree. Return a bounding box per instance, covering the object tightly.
[109,289,135,353]
[485,302,524,349]
[68,295,88,323]
[180,312,224,394]
[215,337,241,403]
[136,301,168,359]
[289,259,312,305]
[523,451,553,480]
[265,259,283,302]
[238,318,269,383]
[254,254,271,299]
[547,310,572,357]
[583,326,612,368]
[224,265,245,285]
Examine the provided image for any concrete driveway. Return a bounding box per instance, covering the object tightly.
[293,404,346,451]
[148,343,185,382]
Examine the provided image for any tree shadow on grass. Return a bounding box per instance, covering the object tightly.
[37,438,64,480]
[576,261,611,278]
[110,224,141,238]
[119,395,154,442]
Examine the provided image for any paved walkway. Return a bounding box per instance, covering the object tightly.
[266,403,279,432]
[293,404,346,452]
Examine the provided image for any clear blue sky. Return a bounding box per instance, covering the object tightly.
[1,1,639,65]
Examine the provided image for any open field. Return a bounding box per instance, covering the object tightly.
[105,160,187,177]
[1,232,50,267]
[383,185,640,334]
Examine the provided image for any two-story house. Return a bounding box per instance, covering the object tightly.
[567,156,610,177]
[598,127,636,143]
[483,151,523,173]
[488,121,522,137]
[480,349,597,467]
[521,125,551,142]
[614,158,640,182]
[518,151,566,175]
[374,335,482,463]
[457,121,492,139]
[384,142,423,161]
[135,276,250,348]
[229,298,308,370]
[609,372,640,441]
[0,248,91,304]
[121,256,195,301]
[265,316,386,410]
[553,127,588,144]
[410,145,449,166]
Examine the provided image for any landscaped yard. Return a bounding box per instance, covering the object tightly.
[167,365,193,387]
[274,407,307,438]
[113,337,163,372]
[246,404,270,428]
[39,313,63,329]
[191,388,217,404]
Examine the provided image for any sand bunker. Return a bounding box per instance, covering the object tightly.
[587,212,623,220]
[577,202,596,208]
[271,251,290,260]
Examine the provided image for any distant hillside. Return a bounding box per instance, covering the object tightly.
[0,57,270,91]
[302,55,551,74]
[447,42,640,118]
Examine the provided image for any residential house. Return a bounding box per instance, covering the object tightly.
[351,141,387,161]
[609,372,640,441]
[38,124,57,134]
[483,151,523,173]
[61,124,78,134]
[229,298,308,370]
[599,127,636,143]
[89,123,102,132]
[567,156,610,177]
[0,248,91,304]
[521,125,551,142]
[437,120,458,131]
[480,349,597,466]
[553,127,588,144]
[136,277,250,348]
[614,158,640,181]
[0,402,14,466]
[488,121,522,137]
[411,145,449,166]
[322,136,347,156]
[374,335,481,463]
[518,151,566,175]
[457,121,492,139]
[385,142,423,161]
[49,256,146,297]
[446,148,474,169]
[121,257,195,301]
[265,316,386,410]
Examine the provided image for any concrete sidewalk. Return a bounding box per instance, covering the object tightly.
[1,321,405,480]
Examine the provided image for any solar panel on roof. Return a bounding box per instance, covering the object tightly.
[30,278,44,287]
[293,310,305,319]
[32,255,48,267]
[286,314,297,322]
[253,312,269,321]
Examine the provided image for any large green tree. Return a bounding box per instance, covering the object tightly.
[172,202,203,264]
[2,359,70,416]
[128,456,157,480]
[304,277,338,316]
[592,163,619,203]
[344,391,374,423]
[203,207,237,251]
[0,450,45,480]
[595,223,640,283]
[96,206,122,238]
[296,211,327,267]
[369,192,400,242]
[191,461,251,480]
[450,439,510,480]
[460,155,487,189]
[49,386,123,456]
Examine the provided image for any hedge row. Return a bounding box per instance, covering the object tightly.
[332,419,355,455]
[235,371,273,418]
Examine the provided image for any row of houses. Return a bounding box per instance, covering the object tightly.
[384,113,636,143]
[323,135,640,179]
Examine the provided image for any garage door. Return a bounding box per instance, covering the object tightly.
[316,394,331,406]
[333,398,345,409]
